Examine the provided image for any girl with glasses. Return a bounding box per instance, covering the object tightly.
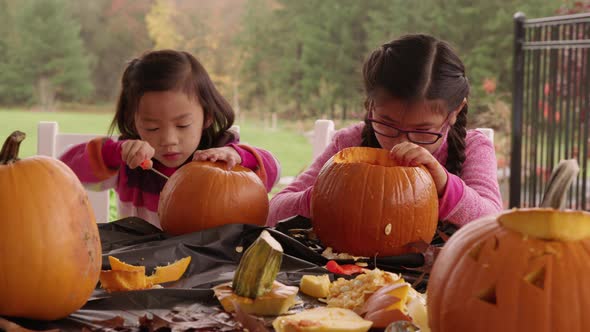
[268,34,502,227]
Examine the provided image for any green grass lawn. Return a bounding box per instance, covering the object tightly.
[0,109,312,177]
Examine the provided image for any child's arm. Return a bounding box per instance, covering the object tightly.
[229,144,281,192]
[266,141,339,227]
[59,138,124,191]
[438,132,503,226]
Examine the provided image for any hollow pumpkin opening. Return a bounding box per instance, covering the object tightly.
[498,208,590,241]
[332,147,399,167]
[197,161,252,173]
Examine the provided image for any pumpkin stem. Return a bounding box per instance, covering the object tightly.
[0,131,26,164]
[540,159,580,209]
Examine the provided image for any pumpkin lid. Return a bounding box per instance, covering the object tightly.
[499,208,590,241]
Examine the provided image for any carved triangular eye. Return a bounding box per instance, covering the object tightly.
[491,236,499,250]
[468,242,484,261]
[524,266,546,290]
[468,237,499,262]
[476,284,497,305]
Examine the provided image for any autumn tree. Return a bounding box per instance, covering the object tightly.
[0,0,92,108]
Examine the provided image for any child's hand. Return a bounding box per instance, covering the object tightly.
[193,146,242,170]
[121,140,155,169]
[389,142,448,196]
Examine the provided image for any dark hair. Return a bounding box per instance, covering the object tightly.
[109,50,235,149]
[361,34,470,175]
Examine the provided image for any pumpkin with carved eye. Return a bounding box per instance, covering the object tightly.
[311,147,438,257]
[427,208,590,332]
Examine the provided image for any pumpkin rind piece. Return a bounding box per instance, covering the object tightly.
[300,274,331,298]
[213,281,298,316]
[99,270,151,292]
[146,256,192,284]
[232,230,283,299]
[272,307,373,332]
[108,256,145,273]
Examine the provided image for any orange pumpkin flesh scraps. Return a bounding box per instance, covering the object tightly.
[147,256,192,284]
[311,147,438,256]
[159,161,269,235]
[100,256,191,292]
[108,256,145,273]
[99,270,149,292]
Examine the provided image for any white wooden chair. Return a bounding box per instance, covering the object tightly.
[37,121,241,224]
[312,119,495,158]
[37,121,111,223]
[312,120,336,159]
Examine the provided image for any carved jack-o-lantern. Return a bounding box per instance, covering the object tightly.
[427,160,590,332]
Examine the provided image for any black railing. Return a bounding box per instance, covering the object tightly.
[511,12,590,210]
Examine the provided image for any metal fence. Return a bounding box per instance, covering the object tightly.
[511,12,590,210]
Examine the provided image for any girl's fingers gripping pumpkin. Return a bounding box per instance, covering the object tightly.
[390,142,421,166]
[193,147,242,170]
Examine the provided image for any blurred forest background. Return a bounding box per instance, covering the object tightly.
[0,0,588,184]
[2,0,588,113]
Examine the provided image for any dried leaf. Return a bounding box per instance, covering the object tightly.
[233,301,271,332]
[136,305,243,331]
[91,316,126,328]
[139,314,170,332]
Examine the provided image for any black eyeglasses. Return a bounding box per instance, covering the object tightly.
[367,111,450,145]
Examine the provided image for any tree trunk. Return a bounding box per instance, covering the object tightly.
[271,112,278,130]
[38,76,55,112]
[233,81,240,121]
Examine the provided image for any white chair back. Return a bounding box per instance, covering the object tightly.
[312,120,336,159]
[37,121,111,223]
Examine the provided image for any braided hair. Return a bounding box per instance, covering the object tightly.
[361,34,470,175]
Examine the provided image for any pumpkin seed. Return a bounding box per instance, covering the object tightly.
[385,223,392,235]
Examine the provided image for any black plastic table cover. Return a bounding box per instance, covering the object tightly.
[3,215,453,331]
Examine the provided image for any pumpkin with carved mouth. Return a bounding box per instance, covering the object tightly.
[427,159,590,332]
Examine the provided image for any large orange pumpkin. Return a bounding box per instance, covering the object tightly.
[158,161,269,235]
[427,209,590,332]
[0,131,101,320]
[311,147,438,256]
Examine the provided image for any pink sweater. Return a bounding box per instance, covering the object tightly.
[60,135,280,229]
[267,122,502,227]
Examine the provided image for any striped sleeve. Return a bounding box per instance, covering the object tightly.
[59,137,122,191]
